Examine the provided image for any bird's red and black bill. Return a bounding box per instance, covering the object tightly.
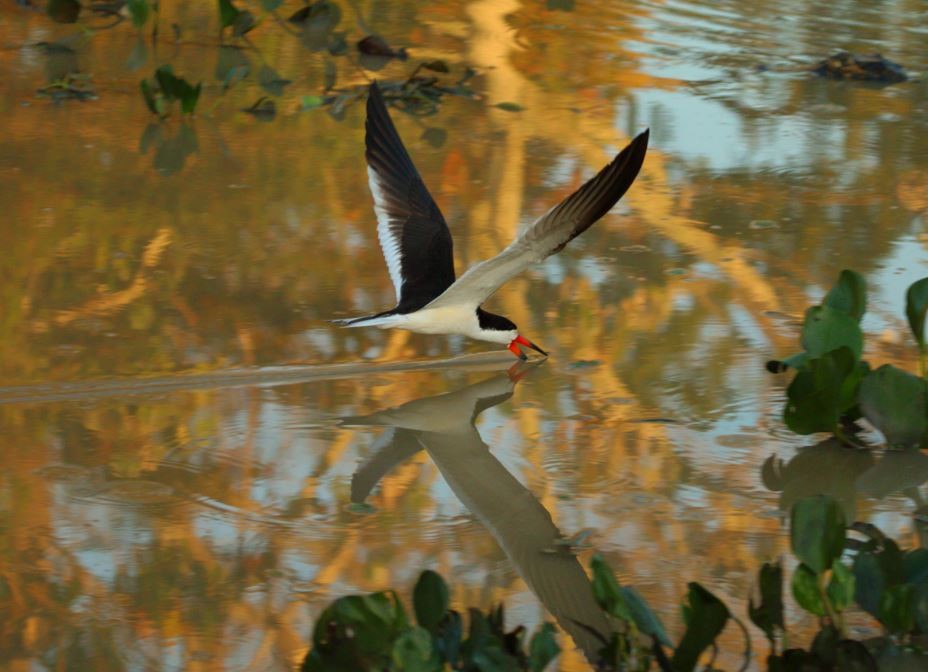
[508,335,548,360]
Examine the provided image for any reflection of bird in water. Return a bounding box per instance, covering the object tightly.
[342,363,612,662]
[334,82,649,359]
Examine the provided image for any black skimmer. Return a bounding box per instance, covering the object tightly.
[335,82,650,359]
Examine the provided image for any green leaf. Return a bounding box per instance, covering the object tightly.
[800,305,864,360]
[791,563,825,616]
[258,64,291,96]
[906,278,928,351]
[811,624,839,665]
[180,82,201,114]
[880,583,915,635]
[422,60,450,73]
[140,78,159,115]
[589,555,631,621]
[904,548,928,584]
[748,561,784,644]
[620,586,671,646]
[392,626,440,672]
[853,545,902,619]
[858,364,928,447]
[824,270,867,322]
[790,495,846,574]
[233,9,257,36]
[834,640,878,671]
[494,102,525,112]
[827,560,856,612]
[127,0,149,27]
[670,583,730,672]
[436,610,462,667]
[218,0,240,28]
[528,623,560,672]
[914,582,928,632]
[784,348,864,435]
[413,570,449,633]
[301,95,326,110]
[261,0,283,10]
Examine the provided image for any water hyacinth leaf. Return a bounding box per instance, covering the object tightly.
[494,102,525,112]
[308,592,408,668]
[811,625,840,665]
[436,610,462,667]
[261,0,283,10]
[258,64,291,96]
[784,347,862,435]
[421,127,447,148]
[854,550,886,617]
[800,305,864,360]
[827,560,856,612]
[914,582,928,632]
[791,563,825,616]
[127,0,149,27]
[903,548,928,585]
[879,584,914,634]
[823,269,867,322]
[835,640,878,671]
[46,0,80,23]
[858,364,927,447]
[327,31,348,55]
[413,570,449,632]
[748,561,784,643]
[218,0,240,28]
[391,627,440,672]
[140,78,159,115]
[589,555,631,621]
[215,46,250,90]
[790,495,846,574]
[357,34,407,59]
[906,278,928,351]
[423,60,450,73]
[301,95,325,110]
[670,583,730,672]
[295,0,342,52]
[621,585,671,646]
[180,82,201,114]
[528,623,560,672]
[232,9,257,37]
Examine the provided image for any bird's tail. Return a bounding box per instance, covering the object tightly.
[330,311,402,328]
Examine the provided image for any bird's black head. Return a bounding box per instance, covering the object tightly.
[476,308,548,360]
[476,308,517,333]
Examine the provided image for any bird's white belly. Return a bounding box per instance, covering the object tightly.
[387,305,480,337]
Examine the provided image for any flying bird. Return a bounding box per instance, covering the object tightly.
[334,81,649,359]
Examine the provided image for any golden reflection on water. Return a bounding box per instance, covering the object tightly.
[1,0,928,669]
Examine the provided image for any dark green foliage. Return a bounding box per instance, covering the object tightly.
[140,65,201,118]
[790,495,846,574]
[302,571,560,671]
[749,561,784,645]
[670,583,730,672]
[770,270,928,449]
[858,365,927,447]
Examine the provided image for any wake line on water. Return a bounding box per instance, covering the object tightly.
[0,352,517,405]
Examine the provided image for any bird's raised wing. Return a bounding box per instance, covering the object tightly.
[424,129,649,310]
[365,82,456,313]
